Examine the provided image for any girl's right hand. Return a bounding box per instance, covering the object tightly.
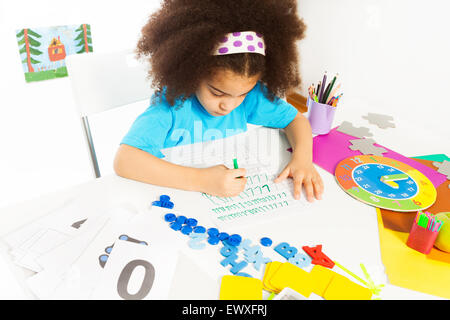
[199,165,247,197]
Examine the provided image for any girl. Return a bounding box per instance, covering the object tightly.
[114,0,324,202]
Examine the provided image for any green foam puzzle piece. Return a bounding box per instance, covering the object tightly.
[411,154,450,162]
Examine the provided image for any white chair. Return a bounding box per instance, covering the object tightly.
[65,50,153,178]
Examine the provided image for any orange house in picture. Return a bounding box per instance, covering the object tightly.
[48,36,66,61]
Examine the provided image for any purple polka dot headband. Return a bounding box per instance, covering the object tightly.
[213,31,266,56]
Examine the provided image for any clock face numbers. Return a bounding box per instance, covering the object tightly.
[352,164,418,199]
[335,155,437,212]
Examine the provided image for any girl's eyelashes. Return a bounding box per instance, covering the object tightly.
[210,89,247,98]
[210,91,224,97]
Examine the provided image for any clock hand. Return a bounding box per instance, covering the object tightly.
[380,173,409,182]
[380,173,409,189]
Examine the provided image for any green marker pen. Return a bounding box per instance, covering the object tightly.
[233,158,243,178]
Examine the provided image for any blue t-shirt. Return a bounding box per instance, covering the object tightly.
[121,82,298,158]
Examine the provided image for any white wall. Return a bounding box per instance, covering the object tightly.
[0,0,162,209]
[1,0,449,210]
[297,0,450,139]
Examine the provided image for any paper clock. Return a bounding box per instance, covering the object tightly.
[335,155,436,212]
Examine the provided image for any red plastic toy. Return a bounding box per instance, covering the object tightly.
[302,244,335,269]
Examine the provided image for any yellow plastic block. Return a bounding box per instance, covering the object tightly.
[219,275,263,300]
[323,273,372,300]
[268,262,313,297]
[309,265,337,297]
[262,262,282,293]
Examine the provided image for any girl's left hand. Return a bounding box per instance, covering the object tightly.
[274,157,324,202]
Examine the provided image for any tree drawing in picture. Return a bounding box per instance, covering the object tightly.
[16,28,43,75]
[16,24,94,83]
[74,24,93,53]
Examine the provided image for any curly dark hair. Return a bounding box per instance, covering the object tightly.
[136,0,307,106]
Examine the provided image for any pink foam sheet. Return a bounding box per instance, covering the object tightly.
[312,127,447,188]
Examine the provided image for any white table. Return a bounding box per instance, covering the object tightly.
[0,99,447,300]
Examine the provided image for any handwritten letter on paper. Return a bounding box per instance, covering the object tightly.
[202,167,309,226]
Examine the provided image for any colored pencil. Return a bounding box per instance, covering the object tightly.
[318,72,327,103]
[321,82,331,103]
[316,81,321,102]
[326,83,341,104]
[334,93,343,107]
[322,74,337,103]
[308,85,314,99]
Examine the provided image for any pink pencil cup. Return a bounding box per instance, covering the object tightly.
[406,223,439,255]
[306,97,336,135]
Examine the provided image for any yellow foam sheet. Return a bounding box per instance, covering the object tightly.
[323,273,372,300]
[268,262,313,297]
[262,261,282,293]
[376,208,450,299]
[219,275,263,300]
[309,265,336,297]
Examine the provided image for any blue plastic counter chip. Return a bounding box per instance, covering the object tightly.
[160,201,174,209]
[260,237,273,247]
[193,226,206,233]
[226,234,242,246]
[207,228,219,237]
[160,195,171,202]
[186,218,198,227]
[175,215,187,225]
[153,195,174,209]
[181,225,193,235]
[218,232,229,241]
[170,222,182,231]
[207,236,220,245]
[164,213,176,222]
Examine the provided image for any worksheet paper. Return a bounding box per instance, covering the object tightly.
[3,199,105,273]
[26,214,111,299]
[49,210,176,299]
[24,204,180,300]
[24,205,135,298]
[161,126,310,227]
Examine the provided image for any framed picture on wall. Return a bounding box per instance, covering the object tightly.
[16,24,93,83]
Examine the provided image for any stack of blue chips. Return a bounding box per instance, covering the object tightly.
[152,195,174,209]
